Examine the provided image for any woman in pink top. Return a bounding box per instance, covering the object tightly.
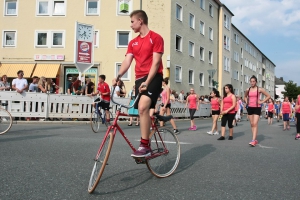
[208,89,221,135]
[295,95,300,140]
[159,78,179,134]
[185,88,199,131]
[281,96,292,131]
[217,84,236,140]
[244,75,270,147]
[267,98,275,125]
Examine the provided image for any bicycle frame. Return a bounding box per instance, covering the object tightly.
[94,105,169,161]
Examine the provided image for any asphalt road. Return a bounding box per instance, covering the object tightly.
[0,118,299,200]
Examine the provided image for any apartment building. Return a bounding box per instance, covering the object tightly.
[0,0,275,98]
[231,25,276,99]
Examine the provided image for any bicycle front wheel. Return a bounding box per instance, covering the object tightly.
[90,112,101,133]
[88,132,114,193]
[0,108,13,135]
[146,128,180,178]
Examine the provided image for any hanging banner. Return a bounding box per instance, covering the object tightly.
[74,21,94,74]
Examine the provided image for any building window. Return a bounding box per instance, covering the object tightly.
[234,33,239,44]
[208,75,212,87]
[224,35,230,50]
[175,34,182,52]
[209,4,213,17]
[176,4,182,21]
[86,0,99,15]
[200,21,204,35]
[117,31,130,47]
[224,56,230,72]
[188,70,194,84]
[117,0,132,15]
[208,51,213,64]
[224,14,230,29]
[35,31,65,48]
[200,47,204,61]
[200,0,205,10]
[188,41,194,57]
[36,0,66,16]
[175,66,182,82]
[3,31,16,47]
[116,63,129,80]
[209,27,213,40]
[94,30,99,47]
[189,13,195,29]
[199,73,204,86]
[234,51,239,62]
[5,0,17,15]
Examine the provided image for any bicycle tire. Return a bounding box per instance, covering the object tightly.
[146,127,180,178]
[0,108,13,135]
[88,132,114,193]
[90,112,101,133]
[104,111,114,127]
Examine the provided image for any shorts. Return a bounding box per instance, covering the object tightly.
[282,113,290,121]
[161,103,171,109]
[268,111,273,118]
[189,109,196,120]
[247,107,261,116]
[134,74,163,109]
[94,98,110,111]
[212,110,220,115]
[221,113,236,128]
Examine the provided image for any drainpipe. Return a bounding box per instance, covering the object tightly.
[140,0,142,10]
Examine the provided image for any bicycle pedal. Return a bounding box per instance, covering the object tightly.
[133,157,146,164]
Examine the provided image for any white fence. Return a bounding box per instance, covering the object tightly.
[0,91,211,118]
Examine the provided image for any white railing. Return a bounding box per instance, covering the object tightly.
[0,91,211,119]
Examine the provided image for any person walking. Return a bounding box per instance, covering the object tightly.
[160,77,179,134]
[267,98,275,125]
[207,89,221,135]
[275,100,281,122]
[295,95,300,140]
[185,88,199,131]
[244,75,270,147]
[217,84,236,140]
[113,10,164,157]
[281,96,292,131]
[232,96,240,127]
[128,85,139,126]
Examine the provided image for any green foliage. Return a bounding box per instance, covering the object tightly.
[282,81,300,101]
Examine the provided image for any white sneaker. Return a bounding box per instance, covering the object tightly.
[2,118,7,122]
[207,131,213,135]
[213,131,219,135]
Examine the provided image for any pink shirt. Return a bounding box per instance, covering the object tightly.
[161,89,170,105]
[268,103,274,112]
[282,102,291,114]
[188,94,197,109]
[297,97,300,113]
[223,95,235,114]
[211,98,220,110]
[248,89,260,107]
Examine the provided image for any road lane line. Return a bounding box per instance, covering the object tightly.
[257,144,274,149]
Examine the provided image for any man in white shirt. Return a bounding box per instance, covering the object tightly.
[178,90,184,103]
[12,70,28,93]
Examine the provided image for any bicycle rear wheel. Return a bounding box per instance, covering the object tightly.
[0,108,13,135]
[88,132,114,193]
[90,112,101,133]
[146,128,180,178]
[104,111,114,127]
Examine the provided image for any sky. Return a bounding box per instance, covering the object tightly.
[221,0,300,85]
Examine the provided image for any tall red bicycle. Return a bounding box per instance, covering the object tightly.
[88,88,180,193]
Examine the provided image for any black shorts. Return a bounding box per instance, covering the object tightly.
[221,113,236,128]
[268,111,273,118]
[161,103,171,109]
[212,110,220,115]
[247,107,261,116]
[94,98,110,111]
[134,74,163,109]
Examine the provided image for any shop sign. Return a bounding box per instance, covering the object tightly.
[34,54,65,61]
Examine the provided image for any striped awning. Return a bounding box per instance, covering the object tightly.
[32,64,60,78]
[0,63,36,78]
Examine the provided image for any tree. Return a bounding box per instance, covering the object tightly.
[282,81,300,101]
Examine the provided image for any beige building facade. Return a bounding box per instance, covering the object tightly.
[0,0,275,98]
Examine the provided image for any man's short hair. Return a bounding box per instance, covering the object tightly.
[99,74,106,81]
[17,70,24,75]
[32,76,39,79]
[130,10,148,25]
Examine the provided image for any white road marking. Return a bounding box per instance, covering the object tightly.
[257,144,275,149]
[135,140,192,145]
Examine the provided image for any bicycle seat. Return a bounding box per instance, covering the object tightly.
[155,114,173,122]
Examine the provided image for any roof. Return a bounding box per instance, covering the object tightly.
[275,77,286,85]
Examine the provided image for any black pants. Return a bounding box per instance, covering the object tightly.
[296,113,300,133]
[189,109,196,120]
[221,113,235,128]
